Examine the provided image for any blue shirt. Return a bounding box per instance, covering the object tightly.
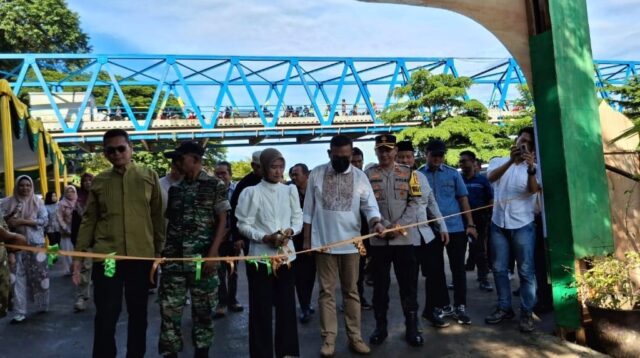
[462,173,493,209]
[419,164,468,233]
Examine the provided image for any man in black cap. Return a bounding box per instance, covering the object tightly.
[158,141,230,357]
[365,134,424,347]
[418,139,477,327]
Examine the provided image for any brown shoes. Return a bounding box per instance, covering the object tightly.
[320,340,335,357]
[349,338,371,355]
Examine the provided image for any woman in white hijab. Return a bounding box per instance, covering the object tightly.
[56,185,77,275]
[2,175,49,323]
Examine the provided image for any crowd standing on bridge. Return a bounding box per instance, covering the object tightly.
[0,126,551,357]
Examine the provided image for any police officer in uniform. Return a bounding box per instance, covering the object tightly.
[365,134,424,347]
[159,141,231,357]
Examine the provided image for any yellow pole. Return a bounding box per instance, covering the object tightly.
[53,156,61,198]
[63,165,68,188]
[1,96,14,195]
[37,132,48,195]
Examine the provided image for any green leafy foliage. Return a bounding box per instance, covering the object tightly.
[0,0,91,71]
[607,76,640,120]
[606,76,640,144]
[20,69,181,111]
[381,69,516,164]
[575,252,640,310]
[230,159,253,181]
[381,69,472,127]
[72,143,226,178]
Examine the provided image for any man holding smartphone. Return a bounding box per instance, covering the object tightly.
[484,127,541,333]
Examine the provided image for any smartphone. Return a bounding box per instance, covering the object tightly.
[519,144,529,155]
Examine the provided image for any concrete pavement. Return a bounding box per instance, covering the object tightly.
[0,260,605,357]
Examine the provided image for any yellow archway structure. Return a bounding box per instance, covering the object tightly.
[0,79,67,198]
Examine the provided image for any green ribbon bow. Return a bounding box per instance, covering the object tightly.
[47,244,59,267]
[245,256,273,275]
[103,252,117,278]
[261,254,272,276]
[247,259,259,271]
[194,255,204,281]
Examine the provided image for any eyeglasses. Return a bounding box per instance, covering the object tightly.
[105,145,128,155]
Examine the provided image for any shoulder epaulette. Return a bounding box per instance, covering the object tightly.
[409,170,422,197]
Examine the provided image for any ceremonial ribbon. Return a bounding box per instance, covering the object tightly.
[103,252,116,278]
[194,255,203,281]
[3,193,535,277]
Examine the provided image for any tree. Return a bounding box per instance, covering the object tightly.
[382,69,472,127]
[606,76,640,143]
[381,69,512,165]
[71,143,227,178]
[230,159,253,181]
[19,69,181,113]
[607,76,640,120]
[0,0,91,71]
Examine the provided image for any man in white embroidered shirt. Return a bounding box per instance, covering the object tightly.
[484,127,541,333]
[303,134,385,357]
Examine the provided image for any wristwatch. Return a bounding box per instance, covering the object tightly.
[467,224,477,228]
[527,167,537,176]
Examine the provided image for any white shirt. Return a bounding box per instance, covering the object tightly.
[159,175,181,210]
[488,157,540,229]
[236,180,303,262]
[303,163,381,255]
[160,175,181,228]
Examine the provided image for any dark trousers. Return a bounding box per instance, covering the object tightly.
[356,238,371,299]
[46,232,61,246]
[92,260,151,358]
[370,245,418,318]
[217,242,239,307]
[444,232,468,307]
[417,237,449,313]
[534,214,553,308]
[293,235,316,310]
[466,212,491,281]
[247,263,299,358]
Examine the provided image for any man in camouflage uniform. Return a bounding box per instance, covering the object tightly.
[365,134,424,347]
[159,141,231,358]
[0,209,26,318]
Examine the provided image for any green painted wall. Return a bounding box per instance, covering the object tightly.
[530,0,614,328]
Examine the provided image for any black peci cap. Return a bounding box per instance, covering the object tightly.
[164,141,205,159]
[396,140,414,152]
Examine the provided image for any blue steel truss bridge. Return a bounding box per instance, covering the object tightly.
[1,54,637,147]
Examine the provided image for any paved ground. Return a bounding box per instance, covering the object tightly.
[0,259,605,358]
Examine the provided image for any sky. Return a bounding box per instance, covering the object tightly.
[65,0,640,170]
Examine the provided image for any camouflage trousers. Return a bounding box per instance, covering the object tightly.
[0,247,9,318]
[158,271,219,354]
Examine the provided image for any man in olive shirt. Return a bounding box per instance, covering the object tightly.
[73,129,165,358]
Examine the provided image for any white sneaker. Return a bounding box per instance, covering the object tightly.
[74,298,87,312]
[10,314,26,324]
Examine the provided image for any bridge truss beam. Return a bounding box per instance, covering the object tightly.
[0,54,636,144]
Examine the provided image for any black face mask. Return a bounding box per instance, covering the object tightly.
[330,156,351,173]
